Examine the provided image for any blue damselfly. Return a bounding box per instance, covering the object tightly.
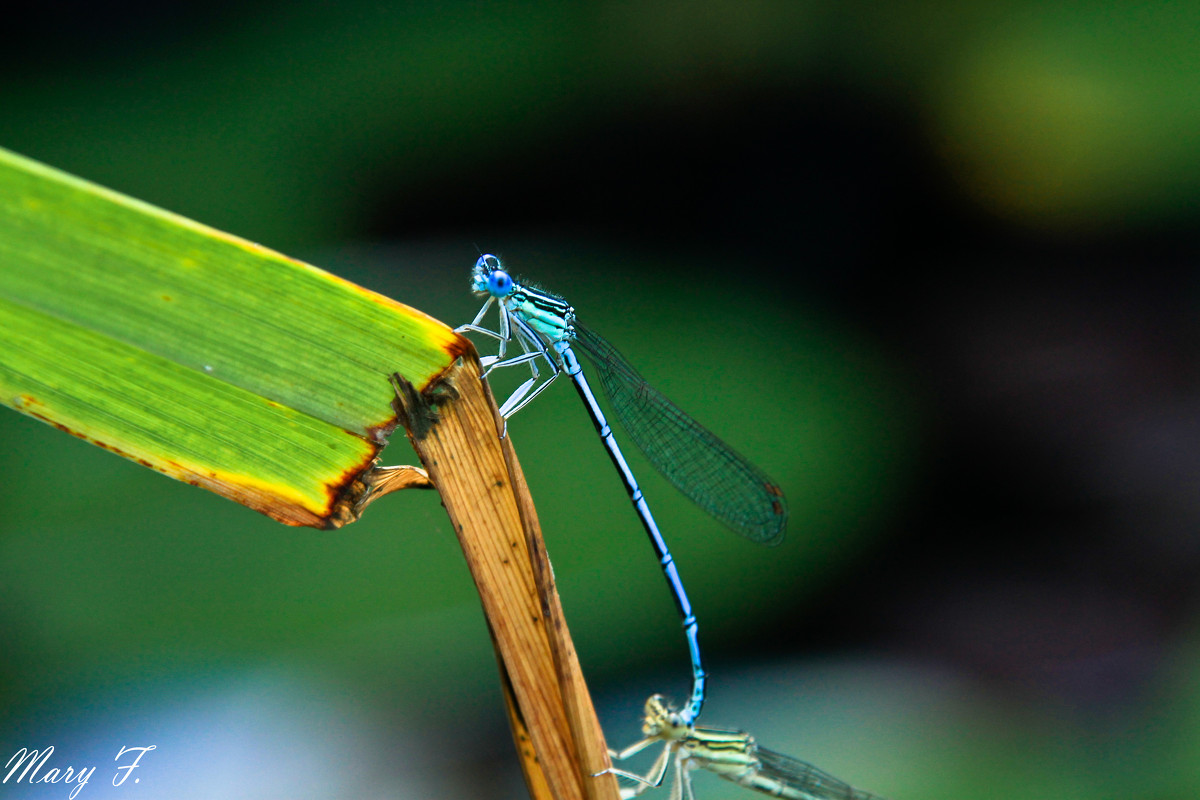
[457,254,787,723]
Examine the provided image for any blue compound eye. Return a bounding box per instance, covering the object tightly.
[476,254,502,272]
[487,269,513,297]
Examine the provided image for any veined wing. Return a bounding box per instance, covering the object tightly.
[573,323,787,544]
[752,746,888,800]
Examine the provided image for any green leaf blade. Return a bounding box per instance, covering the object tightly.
[0,146,462,526]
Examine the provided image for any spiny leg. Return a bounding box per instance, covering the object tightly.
[599,740,674,798]
[492,315,561,419]
[459,301,554,412]
[456,296,509,368]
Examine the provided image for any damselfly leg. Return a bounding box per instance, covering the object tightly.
[456,294,562,421]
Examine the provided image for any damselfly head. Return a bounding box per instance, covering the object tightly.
[642,694,689,741]
[470,253,515,298]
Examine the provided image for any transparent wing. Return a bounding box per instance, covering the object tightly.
[573,324,787,544]
[756,747,888,800]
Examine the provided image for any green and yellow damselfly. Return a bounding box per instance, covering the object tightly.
[602,695,888,800]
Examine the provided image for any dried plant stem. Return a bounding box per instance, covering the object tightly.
[392,353,619,800]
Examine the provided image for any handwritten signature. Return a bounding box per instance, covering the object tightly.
[4,745,155,799]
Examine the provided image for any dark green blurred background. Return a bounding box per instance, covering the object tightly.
[3,2,1200,798]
